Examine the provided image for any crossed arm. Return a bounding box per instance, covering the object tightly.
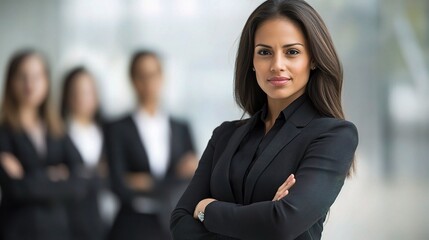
[0,133,88,202]
[193,173,296,219]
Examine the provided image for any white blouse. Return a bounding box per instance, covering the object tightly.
[133,109,170,179]
[68,120,103,168]
[26,123,47,157]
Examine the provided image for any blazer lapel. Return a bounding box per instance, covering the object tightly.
[243,99,317,204]
[127,116,151,171]
[212,116,259,203]
[166,118,177,177]
[21,132,44,162]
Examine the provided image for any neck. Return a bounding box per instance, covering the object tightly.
[139,100,159,116]
[71,115,94,126]
[19,106,40,130]
[265,93,304,129]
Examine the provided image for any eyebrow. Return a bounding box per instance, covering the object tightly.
[255,43,304,48]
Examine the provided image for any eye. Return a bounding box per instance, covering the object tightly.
[257,49,272,56]
[286,49,300,55]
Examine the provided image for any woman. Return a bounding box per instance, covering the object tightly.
[170,0,359,239]
[107,50,198,240]
[61,66,106,240]
[0,50,87,240]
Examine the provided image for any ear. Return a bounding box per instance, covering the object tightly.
[310,61,316,70]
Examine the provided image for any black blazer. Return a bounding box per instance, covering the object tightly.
[106,115,195,240]
[0,125,87,240]
[66,125,107,240]
[170,98,358,240]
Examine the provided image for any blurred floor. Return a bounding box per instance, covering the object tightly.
[324,159,429,240]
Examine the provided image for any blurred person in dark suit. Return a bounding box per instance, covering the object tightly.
[0,50,87,240]
[60,66,107,240]
[106,50,198,240]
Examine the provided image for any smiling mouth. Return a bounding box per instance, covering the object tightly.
[267,76,291,87]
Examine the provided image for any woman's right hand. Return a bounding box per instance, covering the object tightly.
[126,172,154,191]
[0,152,24,179]
[47,164,70,182]
[272,174,296,201]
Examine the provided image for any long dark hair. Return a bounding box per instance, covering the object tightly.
[0,49,63,137]
[234,0,353,174]
[60,66,102,124]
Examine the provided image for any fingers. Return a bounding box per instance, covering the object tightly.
[276,174,296,197]
[277,174,295,193]
[276,190,289,201]
[272,174,296,201]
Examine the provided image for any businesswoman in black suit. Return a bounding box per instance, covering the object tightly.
[61,67,106,240]
[170,0,359,239]
[0,50,87,240]
[107,50,198,240]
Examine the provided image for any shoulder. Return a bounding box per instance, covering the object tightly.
[210,119,246,142]
[310,117,357,133]
[0,124,13,150]
[0,123,18,135]
[169,116,191,130]
[307,117,359,146]
[101,115,134,141]
[0,124,19,144]
[105,114,133,131]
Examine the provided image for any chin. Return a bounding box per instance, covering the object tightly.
[265,89,295,100]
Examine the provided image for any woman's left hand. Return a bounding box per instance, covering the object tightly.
[194,198,217,219]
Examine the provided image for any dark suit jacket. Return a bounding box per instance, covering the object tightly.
[106,115,195,240]
[170,98,358,240]
[0,125,87,240]
[66,126,107,240]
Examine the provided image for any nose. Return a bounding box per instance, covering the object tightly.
[23,77,33,90]
[270,53,286,73]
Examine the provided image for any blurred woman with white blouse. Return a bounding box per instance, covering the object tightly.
[61,66,107,240]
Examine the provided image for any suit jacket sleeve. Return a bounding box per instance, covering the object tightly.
[170,122,230,240]
[202,120,358,240]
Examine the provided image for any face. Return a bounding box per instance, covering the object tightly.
[132,55,163,103]
[253,17,313,105]
[12,55,49,109]
[69,72,99,119]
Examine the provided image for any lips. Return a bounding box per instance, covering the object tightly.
[267,76,291,87]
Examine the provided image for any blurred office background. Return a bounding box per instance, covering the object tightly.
[0,0,428,239]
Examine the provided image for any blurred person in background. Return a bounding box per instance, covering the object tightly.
[0,49,87,240]
[60,66,107,240]
[106,50,198,240]
[171,0,358,239]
